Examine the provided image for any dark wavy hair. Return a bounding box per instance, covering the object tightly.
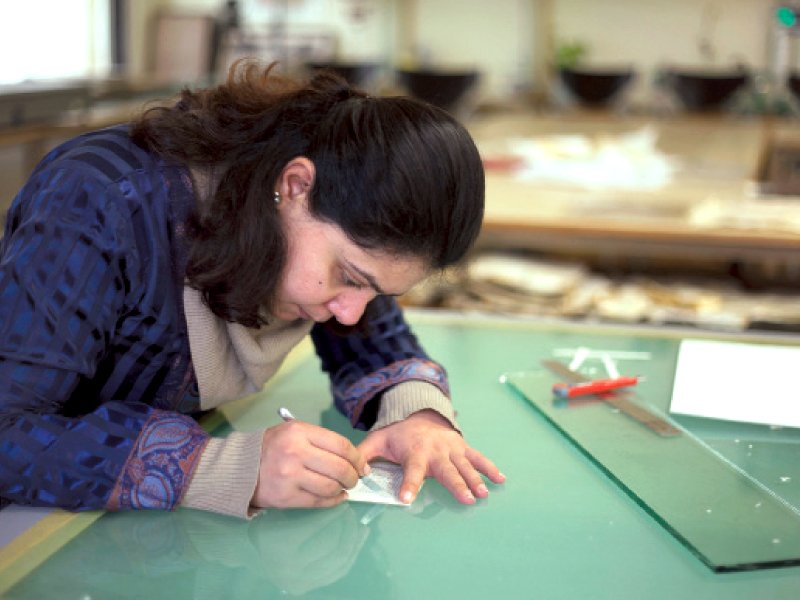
[131,61,484,327]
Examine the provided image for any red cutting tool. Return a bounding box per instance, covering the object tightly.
[541,360,680,437]
[552,376,642,398]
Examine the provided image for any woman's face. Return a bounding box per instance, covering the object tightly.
[272,195,428,325]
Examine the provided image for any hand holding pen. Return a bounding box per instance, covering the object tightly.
[249,407,370,509]
[271,407,505,509]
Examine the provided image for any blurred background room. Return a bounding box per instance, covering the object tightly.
[2,0,800,335]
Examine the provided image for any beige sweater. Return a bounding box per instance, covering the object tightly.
[179,287,457,518]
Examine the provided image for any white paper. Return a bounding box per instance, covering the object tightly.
[346,461,412,506]
[669,339,800,428]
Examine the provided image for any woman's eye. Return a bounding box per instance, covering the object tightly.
[342,271,366,289]
[343,271,371,290]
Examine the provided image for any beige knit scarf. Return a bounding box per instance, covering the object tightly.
[183,287,313,410]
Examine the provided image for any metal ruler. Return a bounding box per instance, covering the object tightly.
[541,359,681,437]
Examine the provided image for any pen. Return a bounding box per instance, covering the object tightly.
[277,407,380,491]
[552,376,642,398]
[278,406,295,422]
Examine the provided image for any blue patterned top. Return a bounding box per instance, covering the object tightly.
[0,126,449,512]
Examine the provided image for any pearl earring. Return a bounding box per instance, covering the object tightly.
[273,191,281,204]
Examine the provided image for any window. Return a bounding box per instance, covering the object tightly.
[0,0,110,85]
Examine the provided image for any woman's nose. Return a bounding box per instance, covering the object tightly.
[327,289,375,325]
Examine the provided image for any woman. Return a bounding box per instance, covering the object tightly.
[0,62,504,518]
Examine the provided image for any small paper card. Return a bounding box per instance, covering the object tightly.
[669,339,800,428]
[346,461,412,506]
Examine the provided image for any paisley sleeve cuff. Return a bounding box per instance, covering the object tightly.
[181,429,264,519]
[372,381,461,433]
[106,411,210,511]
[339,358,450,428]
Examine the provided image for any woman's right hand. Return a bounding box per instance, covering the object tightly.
[251,420,368,509]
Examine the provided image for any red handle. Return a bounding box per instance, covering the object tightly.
[552,376,640,398]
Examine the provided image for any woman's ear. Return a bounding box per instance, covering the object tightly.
[277,157,315,202]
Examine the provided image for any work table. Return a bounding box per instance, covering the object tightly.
[469,110,800,270]
[3,313,799,598]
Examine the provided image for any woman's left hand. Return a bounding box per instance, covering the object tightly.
[356,410,505,505]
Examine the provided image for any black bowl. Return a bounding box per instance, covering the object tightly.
[305,62,380,88]
[396,69,480,113]
[787,73,800,101]
[665,69,750,111]
[558,67,634,106]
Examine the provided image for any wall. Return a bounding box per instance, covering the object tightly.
[126,0,171,78]
[141,0,396,76]
[398,0,538,102]
[131,0,537,102]
[550,0,779,106]
[553,0,770,69]
[120,0,797,105]
[383,0,778,106]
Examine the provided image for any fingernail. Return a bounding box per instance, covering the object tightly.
[498,472,507,482]
[363,463,372,476]
[477,484,489,496]
[464,491,476,503]
[401,490,414,504]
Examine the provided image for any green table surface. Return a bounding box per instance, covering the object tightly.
[3,312,800,599]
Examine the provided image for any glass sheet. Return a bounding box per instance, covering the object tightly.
[670,414,800,514]
[504,369,800,572]
[6,316,800,599]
